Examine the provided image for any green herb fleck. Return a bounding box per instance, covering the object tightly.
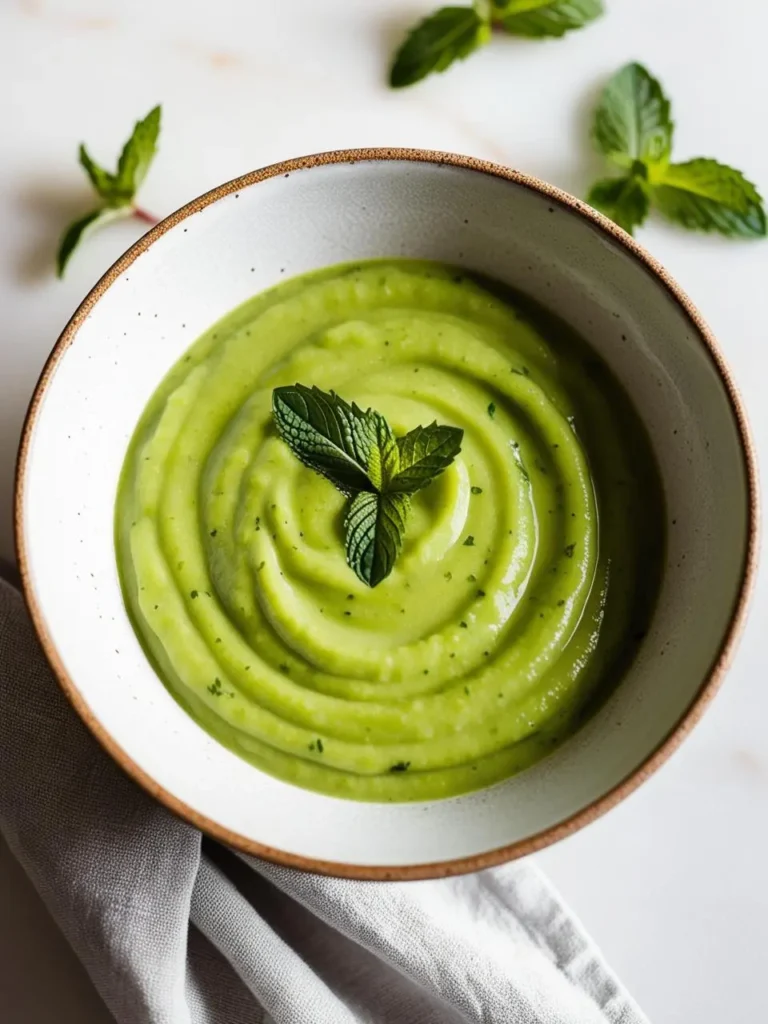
[487,401,496,418]
[389,761,411,772]
[460,621,468,629]
[208,677,223,696]
[190,590,198,599]
[564,543,576,558]
[471,485,483,494]
[463,535,475,547]
[316,738,324,753]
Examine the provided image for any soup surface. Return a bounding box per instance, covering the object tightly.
[116,260,664,801]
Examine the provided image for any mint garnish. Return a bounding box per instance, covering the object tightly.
[272,385,463,587]
[57,105,161,277]
[389,1,603,90]
[588,63,766,238]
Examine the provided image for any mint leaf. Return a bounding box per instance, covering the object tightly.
[587,175,650,235]
[114,105,162,199]
[390,7,491,89]
[77,106,160,206]
[366,412,400,491]
[652,159,766,238]
[272,385,376,495]
[78,145,117,202]
[56,206,129,278]
[345,491,410,587]
[593,62,673,168]
[389,423,464,493]
[494,0,603,39]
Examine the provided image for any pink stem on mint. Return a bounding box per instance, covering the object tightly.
[133,206,160,226]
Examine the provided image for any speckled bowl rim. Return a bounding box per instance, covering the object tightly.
[14,148,760,880]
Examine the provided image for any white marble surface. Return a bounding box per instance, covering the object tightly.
[1,1,767,1021]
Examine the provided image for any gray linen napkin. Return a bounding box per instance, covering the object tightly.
[0,574,648,1024]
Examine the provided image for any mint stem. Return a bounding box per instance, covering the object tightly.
[133,205,159,226]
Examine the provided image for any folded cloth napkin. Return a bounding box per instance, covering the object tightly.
[0,573,648,1024]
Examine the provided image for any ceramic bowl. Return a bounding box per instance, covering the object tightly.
[15,150,758,879]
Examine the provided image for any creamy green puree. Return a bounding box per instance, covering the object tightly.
[116,260,664,802]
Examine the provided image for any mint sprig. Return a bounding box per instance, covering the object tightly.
[389,1,603,89]
[272,385,463,587]
[57,105,161,277]
[587,64,766,238]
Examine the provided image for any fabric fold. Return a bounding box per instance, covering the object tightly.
[0,576,648,1024]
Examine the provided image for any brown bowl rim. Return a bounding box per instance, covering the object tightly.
[14,148,760,880]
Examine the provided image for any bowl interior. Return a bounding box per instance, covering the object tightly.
[18,153,752,875]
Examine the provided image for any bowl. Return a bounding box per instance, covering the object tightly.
[15,149,758,879]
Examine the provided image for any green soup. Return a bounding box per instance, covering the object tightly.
[116,260,664,801]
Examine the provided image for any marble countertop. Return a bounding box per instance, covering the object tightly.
[1,1,767,1020]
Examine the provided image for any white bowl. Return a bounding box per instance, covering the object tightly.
[15,150,758,879]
